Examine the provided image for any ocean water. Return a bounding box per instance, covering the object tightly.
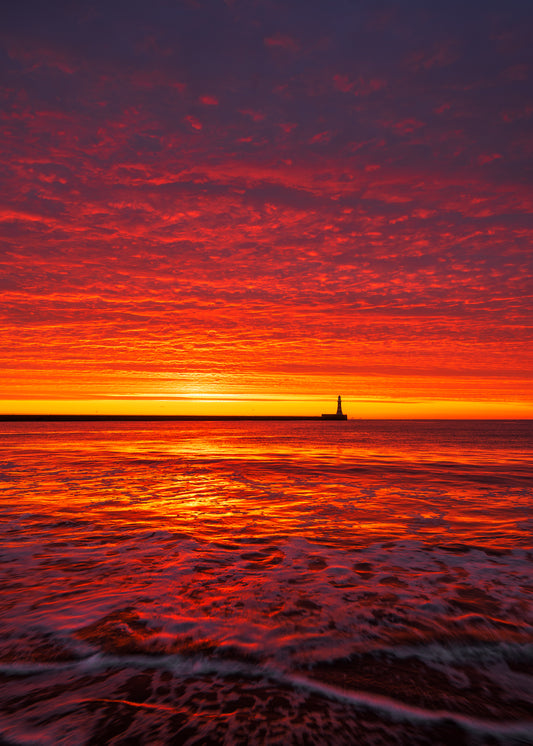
[0,419,531,745]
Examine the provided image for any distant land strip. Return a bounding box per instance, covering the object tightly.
[0,414,348,422]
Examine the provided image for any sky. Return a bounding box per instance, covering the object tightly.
[1,0,532,417]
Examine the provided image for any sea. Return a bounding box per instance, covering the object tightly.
[0,419,531,745]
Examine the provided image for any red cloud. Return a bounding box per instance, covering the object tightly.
[5,40,77,74]
[406,41,459,71]
[309,131,331,144]
[200,95,219,106]
[478,153,502,165]
[333,75,385,96]
[264,33,300,52]
[185,115,203,130]
[389,119,425,135]
[279,122,297,134]
[333,74,353,93]
[240,109,265,122]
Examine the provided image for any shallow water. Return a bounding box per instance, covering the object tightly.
[0,420,532,744]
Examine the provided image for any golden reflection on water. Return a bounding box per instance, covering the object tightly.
[2,420,530,549]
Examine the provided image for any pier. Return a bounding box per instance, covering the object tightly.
[0,414,347,422]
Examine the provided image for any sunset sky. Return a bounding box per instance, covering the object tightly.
[1,0,532,417]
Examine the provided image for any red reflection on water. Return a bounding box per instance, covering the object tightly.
[0,420,531,740]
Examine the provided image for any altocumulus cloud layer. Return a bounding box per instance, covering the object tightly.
[0,0,532,409]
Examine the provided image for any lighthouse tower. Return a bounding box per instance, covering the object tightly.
[321,396,348,420]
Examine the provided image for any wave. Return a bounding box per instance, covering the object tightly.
[0,645,532,746]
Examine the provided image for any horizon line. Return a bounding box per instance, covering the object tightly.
[1,414,532,422]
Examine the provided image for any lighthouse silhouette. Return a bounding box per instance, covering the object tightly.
[321,395,347,420]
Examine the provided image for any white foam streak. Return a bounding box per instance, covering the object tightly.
[289,673,533,740]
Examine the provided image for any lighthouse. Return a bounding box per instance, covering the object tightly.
[321,396,348,420]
